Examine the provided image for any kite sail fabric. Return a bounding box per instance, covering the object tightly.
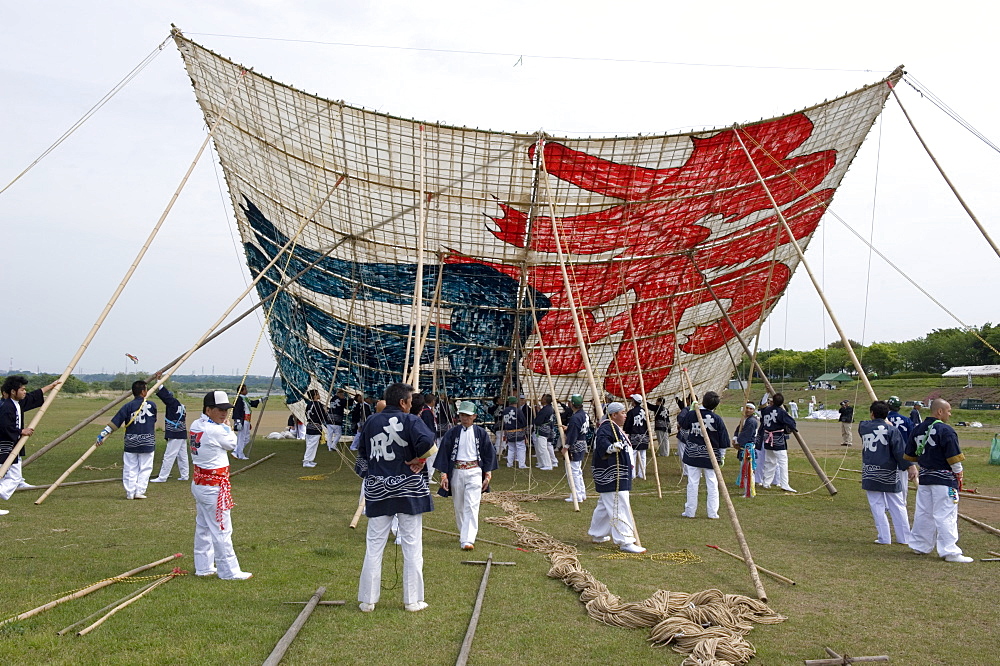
[173,31,900,407]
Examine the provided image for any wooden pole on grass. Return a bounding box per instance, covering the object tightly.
[0,553,183,626]
[263,586,327,666]
[456,552,496,666]
[57,577,162,635]
[680,368,767,601]
[77,572,178,636]
[706,544,796,585]
[15,477,118,492]
[231,452,277,478]
[958,512,1000,537]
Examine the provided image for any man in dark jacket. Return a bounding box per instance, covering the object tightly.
[680,391,730,519]
[860,400,916,545]
[0,375,60,513]
[588,402,645,553]
[839,399,855,447]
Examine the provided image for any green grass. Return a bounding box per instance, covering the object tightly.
[2,396,999,664]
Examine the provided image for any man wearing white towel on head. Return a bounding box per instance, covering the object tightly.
[588,402,645,553]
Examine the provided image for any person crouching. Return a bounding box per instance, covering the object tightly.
[189,390,252,580]
[588,402,645,554]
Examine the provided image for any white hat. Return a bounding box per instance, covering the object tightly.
[204,390,233,409]
[458,401,477,415]
[606,402,626,415]
[630,394,643,403]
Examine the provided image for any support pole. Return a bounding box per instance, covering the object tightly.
[246,366,280,458]
[731,127,877,403]
[680,368,767,601]
[263,586,327,666]
[15,477,118,492]
[690,256,837,495]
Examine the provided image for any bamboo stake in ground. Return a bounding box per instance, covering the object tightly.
[957,512,1000,537]
[349,497,366,529]
[456,552,495,666]
[77,572,179,636]
[680,368,767,601]
[263,586,327,666]
[1,553,183,627]
[230,452,277,478]
[706,544,796,585]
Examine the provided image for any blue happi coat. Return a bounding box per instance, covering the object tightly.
[859,418,911,493]
[355,406,437,517]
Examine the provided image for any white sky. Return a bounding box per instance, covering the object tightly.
[2,0,998,377]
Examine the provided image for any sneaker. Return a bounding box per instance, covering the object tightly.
[591,536,611,544]
[909,548,931,556]
[133,494,147,500]
[461,543,475,550]
[359,603,376,612]
[779,486,797,493]
[874,540,890,545]
[708,515,720,520]
[0,509,9,516]
[680,513,695,518]
[150,478,168,483]
[760,484,771,489]
[178,478,189,482]
[126,493,134,500]
[404,601,429,612]
[222,571,253,580]
[303,462,317,468]
[394,536,402,545]
[943,554,974,563]
[195,568,218,577]
[620,543,646,554]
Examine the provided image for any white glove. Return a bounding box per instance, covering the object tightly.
[608,440,624,453]
[96,425,113,446]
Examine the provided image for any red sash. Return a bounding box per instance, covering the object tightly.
[194,465,234,530]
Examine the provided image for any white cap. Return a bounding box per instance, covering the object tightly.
[606,402,627,415]
[204,390,233,409]
[630,394,643,403]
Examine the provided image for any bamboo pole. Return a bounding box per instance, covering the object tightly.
[282,600,345,606]
[455,552,494,666]
[0,553,182,626]
[263,586,326,666]
[689,256,837,495]
[230,452,277,478]
[0,77,247,481]
[959,491,1000,503]
[349,497,366,529]
[15,477,118,492]
[680,368,767,601]
[958,512,1000,537]
[424,526,523,552]
[731,127,877,404]
[988,551,1000,558]
[890,86,1000,262]
[57,578,162,635]
[404,126,429,386]
[246,366,280,458]
[706,544,796,585]
[77,572,177,636]
[35,178,346,505]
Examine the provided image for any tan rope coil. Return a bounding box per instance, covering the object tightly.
[482,491,784,664]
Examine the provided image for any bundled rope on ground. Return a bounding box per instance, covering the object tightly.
[482,491,784,665]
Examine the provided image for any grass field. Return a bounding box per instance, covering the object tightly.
[2,394,999,665]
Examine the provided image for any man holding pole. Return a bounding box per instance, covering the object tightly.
[96,380,158,500]
[149,385,189,483]
[356,383,438,612]
[501,396,528,469]
[588,402,645,553]
[0,376,60,514]
[434,401,496,550]
[680,391,729,519]
[303,389,329,468]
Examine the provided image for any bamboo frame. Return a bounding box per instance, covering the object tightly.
[680,367,767,601]
[0,553,182,627]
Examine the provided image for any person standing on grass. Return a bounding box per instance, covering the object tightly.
[356,382,438,612]
[561,395,589,503]
[653,397,671,457]
[531,393,557,471]
[839,399,855,447]
[624,394,651,480]
[150,385,189,483]
[904,399,972,563]
[587,402,645,553]
[435,401,496,550]
[860,400,916,545]
[0,375,60,514]
[327,388,347,452]
[733,402,759,497]
[419,393,440,484]
[788,399,799,419]
[231,384,261,461]
[189,390,252,580]
[96,380,158,500]
[885,396,914,503]
[680,391,729,519]
[302,389,329,468]
[755,393,797,493]
[501,396,529,469]
[909,404,920,426]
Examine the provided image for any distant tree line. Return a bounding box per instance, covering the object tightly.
[2,371,277,394]
[738,323,1000,379]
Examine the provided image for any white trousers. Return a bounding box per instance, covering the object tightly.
[326,424,342,451]
[234,424,251,458]
[588,490,637,546]
[359,513,424,605]
[760,449,788,488]
[635,449,647,479]
[506,438,526,468]
[910,484,963,557]
[123,452,154,497]
[533,435,554,469]
[568,459,586,500]
[684,466,719,518]
[656,430,670,456]
[155,438,189,481]
[304,434,320,464]
[451,467,483,544]
[0,457,25,500]
[191,482,245,578]
[866,490,911,544]
[295,424,306,439]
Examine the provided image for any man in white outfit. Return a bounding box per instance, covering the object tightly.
[189,390,252,580]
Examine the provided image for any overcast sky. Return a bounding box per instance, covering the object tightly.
[2,1,998,378]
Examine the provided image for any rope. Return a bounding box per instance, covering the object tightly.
[902,75,1000,156]
[481,492,784,665]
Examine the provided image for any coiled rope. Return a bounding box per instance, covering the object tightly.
[482,491,784,665]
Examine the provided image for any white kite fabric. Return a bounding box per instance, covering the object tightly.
[174,31,899,408]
